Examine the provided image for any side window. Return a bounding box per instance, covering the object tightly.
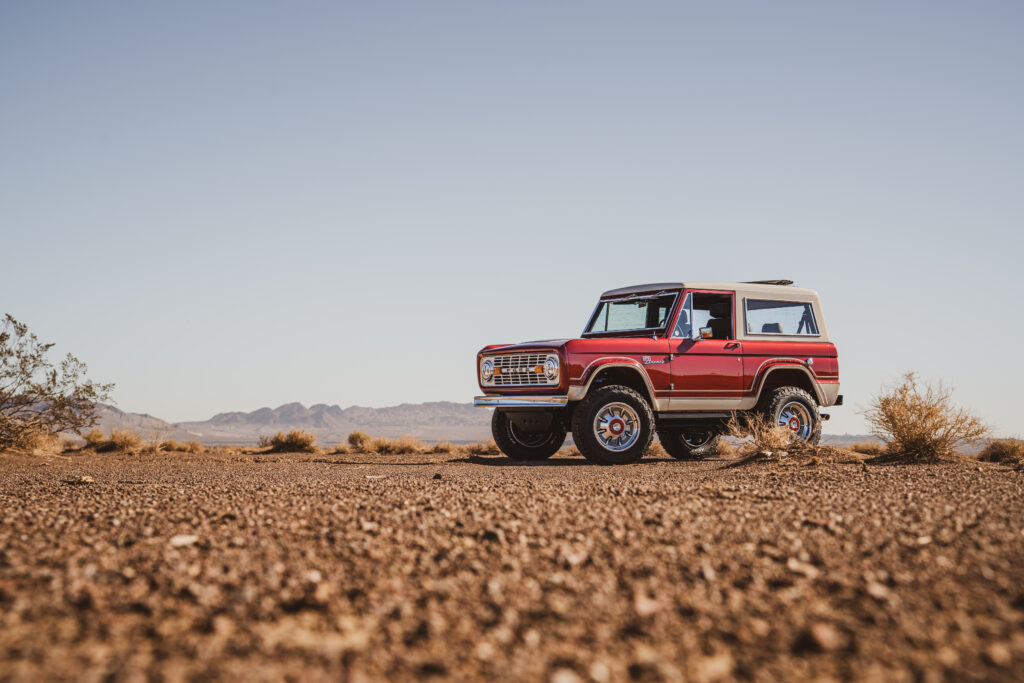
[744,300,819,335]
[675,292,733,340]
[671,293,693,338]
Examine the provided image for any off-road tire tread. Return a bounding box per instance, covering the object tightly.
[657,429,721,461]
[571,385,655,465]
[491,410,566,461]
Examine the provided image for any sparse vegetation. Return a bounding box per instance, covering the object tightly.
[427,441,453,454]
[849,441,885,456]
[461,440,500,456]
[0,314,113,451]
[863,373,989,462]
[725,412,808,465]
[263,430,318,453]
[645,440,668,458]
[84,429,105,447]
[978,439,1024,468]
[160,440,204,453]
[347,431,372,451]
[94,429,144,453]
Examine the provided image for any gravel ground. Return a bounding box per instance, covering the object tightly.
[1,450,1022,682]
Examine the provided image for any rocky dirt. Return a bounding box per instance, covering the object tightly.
[1,450,1021,682]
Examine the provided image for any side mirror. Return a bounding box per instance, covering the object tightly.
[698,327,713,340]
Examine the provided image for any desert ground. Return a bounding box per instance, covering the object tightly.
[0,449,1021,682]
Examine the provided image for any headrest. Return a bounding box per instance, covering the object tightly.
[761,322,782,334]
[709,302,731,318]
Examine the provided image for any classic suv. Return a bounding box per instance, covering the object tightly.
[474,281,841,465]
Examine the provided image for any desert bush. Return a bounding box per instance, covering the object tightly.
[84,429,105,447]
[265,430,318,453]
[0,314,113,450]
[61,437,81,452]
[863,373,988,462]
[714,439,737,458]
[367,435,424,454]
[977,439,1024,466]
[160,440,187,452]
[95,429,143,453]
[560,445,582,457]
[347,431,372,451]
[849,441,885,456]
[460,440,500,456]
[724,413,811,466]
[330,442,351,455]
[185,440,204,454]
[428,441,453,454]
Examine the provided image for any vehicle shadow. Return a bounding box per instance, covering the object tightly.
[451,455,684,466]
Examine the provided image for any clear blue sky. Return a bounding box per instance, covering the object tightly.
[2,1,1021,436]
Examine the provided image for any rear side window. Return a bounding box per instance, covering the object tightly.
[744,299,819,336]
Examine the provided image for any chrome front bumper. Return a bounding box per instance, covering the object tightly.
[474,395,568,408]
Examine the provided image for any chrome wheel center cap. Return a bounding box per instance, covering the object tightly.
[788,417,800,431]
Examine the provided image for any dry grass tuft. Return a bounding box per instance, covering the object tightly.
[645,440,668,458]
[159,440,204,454]
[863,373,988,462]
[560,445,582,458]
[427,441,454,454]
[714,439,737,458]
[262,430,318,453]
[347,431,372,451]
[330,442,351,455]
[95,429,144,453]
[849,441,885,456]
[460,440,500,456]
[84,429,106,448]
[977,439,1024,467]
[368,435,424,455]
[724,413,813,466]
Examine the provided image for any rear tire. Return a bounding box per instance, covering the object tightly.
[764,386,822,444]
[491,410,566,461]
[571,385,654,465]
[657,428,721,460]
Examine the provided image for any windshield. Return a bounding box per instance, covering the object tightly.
[584,293,678,335]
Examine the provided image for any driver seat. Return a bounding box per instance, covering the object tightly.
[707,301,732,340]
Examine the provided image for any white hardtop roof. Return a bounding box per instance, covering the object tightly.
[601,282,819,299]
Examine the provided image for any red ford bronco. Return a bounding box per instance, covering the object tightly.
[475,281,841,464]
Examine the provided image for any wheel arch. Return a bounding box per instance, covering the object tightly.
[754,364,824,405]
[569,361,656,407]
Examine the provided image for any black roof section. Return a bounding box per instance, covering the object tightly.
[600,283,684,299]
[743,279,794,286]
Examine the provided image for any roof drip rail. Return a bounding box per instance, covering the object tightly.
[743,279,794,286]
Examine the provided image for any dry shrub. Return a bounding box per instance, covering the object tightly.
[849,441,885,456]
[645,440,668,458]
[96,429,144,453]
[978,439,1024,467]
[185,440,204,454]
[347,431,372,451]
[84,429,105,448]
[428,441,453,454]
[330,443,351,455]
[160,439,204,453]
[4,427,63,454]
[61,437,81,452]
[368,435,424,455]
[264,430,318,453]
[560,445,582,457]
[864,373,988,462]
[714,439,737,458]
[460,440,500,456]
[725,413,811,466]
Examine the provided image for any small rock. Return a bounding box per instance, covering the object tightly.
[807,622,843,651]
[916,535,933,546]
[633,587,663,617]
[169,534,199,547]
[866,581,889,600]
[984,642,1012,667]
[432,473,442,480]
[549,669,583,683]
[692,653,735,682]
[786,557,821,579]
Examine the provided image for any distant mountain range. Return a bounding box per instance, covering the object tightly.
[92,401,493,445]
[91,402,878,447]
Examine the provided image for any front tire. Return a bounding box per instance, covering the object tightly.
[491,410,566,461]
[657,428,721,460]
[571,385,655,465]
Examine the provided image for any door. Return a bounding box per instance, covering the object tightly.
[666,291,745,410]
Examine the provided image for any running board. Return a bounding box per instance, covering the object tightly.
[655,411,733,421]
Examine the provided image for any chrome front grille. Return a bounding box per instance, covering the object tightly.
[489,353,558,386]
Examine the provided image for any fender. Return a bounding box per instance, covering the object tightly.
[567,358,657,404]
[751,361,826,404]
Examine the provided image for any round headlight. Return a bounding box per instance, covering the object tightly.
[543,357,559,380]
[481,359,494,382]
